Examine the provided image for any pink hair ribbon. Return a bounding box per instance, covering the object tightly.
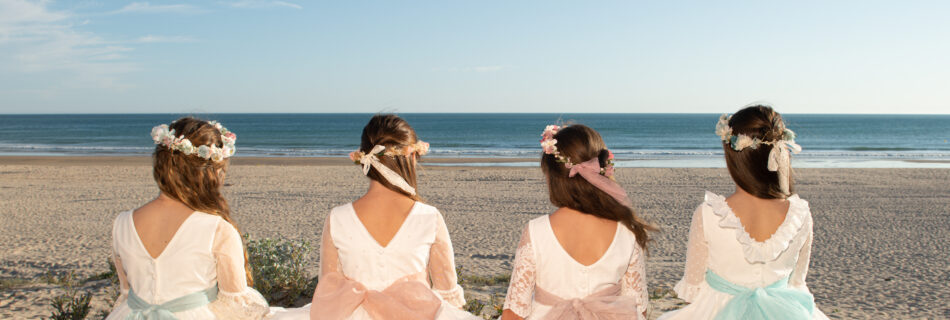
[569,158,633,207]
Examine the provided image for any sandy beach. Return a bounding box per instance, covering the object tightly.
[1,156,948,319]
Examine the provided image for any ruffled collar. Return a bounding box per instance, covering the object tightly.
[704,191,810,263]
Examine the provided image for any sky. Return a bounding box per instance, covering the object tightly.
[0,0,948,114]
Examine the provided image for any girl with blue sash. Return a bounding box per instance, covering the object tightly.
[106,118,270,319]
[658,106,829,320]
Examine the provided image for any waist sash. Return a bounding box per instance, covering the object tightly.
[534,284,641,320]
[127,285,218,320]
[705,270,814,320]
[310,271,441,320]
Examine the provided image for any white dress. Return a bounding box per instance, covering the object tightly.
[107,210,270,319]
[503,215,648,320]
[658,191,829,320]
[268,201,478,320]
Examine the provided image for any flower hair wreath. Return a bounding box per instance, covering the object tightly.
[347,141,430,196]
[715,114,802,195]
[540,125,615,176]
[151,121,237,162]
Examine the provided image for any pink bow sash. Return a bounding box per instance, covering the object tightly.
[310,272,441,320]
[534,284,641,320]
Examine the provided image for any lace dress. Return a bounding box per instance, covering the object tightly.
[107,210,270,319]
[503,215,648,320]
[267,202,478,320]
[657,191,829,320]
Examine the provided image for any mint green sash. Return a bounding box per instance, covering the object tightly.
[127,286,218,320]
[706,270,814,320]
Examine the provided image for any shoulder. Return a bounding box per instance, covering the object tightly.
[111,210,133,237]
[412,201,441,217]
[328,203,355,220]
[786,194,814,228]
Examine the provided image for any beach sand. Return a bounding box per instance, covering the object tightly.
[1,156,948,319]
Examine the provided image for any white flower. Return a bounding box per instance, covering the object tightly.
[151,125,170,144]
[197,145,211,159]
[541,139,558,154]
[715,114,732,140]
[211,150,224,162]
[223,145,235,157]
[733,134,756,150]
[177,139,195,155]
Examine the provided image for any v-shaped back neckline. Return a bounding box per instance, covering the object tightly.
[129,210,197,260]
[349,201,418,250]
[722,198,792,243]
[544,215,622,268]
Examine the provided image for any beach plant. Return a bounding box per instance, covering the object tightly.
[46,272,92,320]
[463,297,487,316]
[245,235,316,307]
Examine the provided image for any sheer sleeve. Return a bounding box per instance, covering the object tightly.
[620,238,648,316]
[788,216,814,292]
[502,225,536,318]
[208,220,270,319]
[319,214,341,277]
[673,205,709,302]
[427,212,466,308]
[112,249,129,307]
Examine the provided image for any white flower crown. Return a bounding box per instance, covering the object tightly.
[347,141,430,196]
[715,114,802,195]
[151,120,236,162]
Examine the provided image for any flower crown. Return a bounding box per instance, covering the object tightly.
[348,140,430,163]
[715,114,802,195]
[715,114,797,151]
[151,120,236,162]
[540,125,615,176]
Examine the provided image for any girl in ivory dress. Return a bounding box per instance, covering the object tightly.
[107,117,270,319]
[658,106,828,320]
[502,124,656,320]
[269,114,477,320]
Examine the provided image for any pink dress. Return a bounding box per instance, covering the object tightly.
[503,215,648,320]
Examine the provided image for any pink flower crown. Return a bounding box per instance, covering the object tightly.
[540,125,615,176]
[151,120,236,162]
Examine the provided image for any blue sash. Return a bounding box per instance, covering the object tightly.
[706,270,814,320]
[127,285,218,320]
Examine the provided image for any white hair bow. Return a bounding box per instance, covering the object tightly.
[357,145,417,196]
[767,140,802,195]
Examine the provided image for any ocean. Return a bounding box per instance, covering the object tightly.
[1,113,948,168]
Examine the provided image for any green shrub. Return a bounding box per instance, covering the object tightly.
[245,235,316,307]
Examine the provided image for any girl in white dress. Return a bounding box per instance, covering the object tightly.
[269,114,476,320]
[658,105,829,320]
[502,124,656,320]
[107,117,270,319]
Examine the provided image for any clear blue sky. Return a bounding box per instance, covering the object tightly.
[1,0,948,114]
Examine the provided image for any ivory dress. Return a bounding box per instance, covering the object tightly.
[503,215,648,320]
[658,192,829,320]
[107,210,270,319]
[268,201,477,320]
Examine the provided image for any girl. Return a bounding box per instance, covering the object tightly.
[298,114,476,320]
[658,106,828,319]
[502,124,655,320]
[107,117,270,319]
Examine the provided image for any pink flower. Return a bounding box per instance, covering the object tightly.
[607,149,614,160]
[603,166,615,177]
[349,151,362,162]
[541,139,558,154]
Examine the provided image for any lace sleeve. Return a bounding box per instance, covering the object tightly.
[620,239,648,317]
[502,225,536,318]
[673,205,708,302]
[788,216,814,292]
[427,212,466,308]
[208,220,270,319]
[319,214,341,277]
[113,249,129,307]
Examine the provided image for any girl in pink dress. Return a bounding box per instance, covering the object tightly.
[502,124,657,320]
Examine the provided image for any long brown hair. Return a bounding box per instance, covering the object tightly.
[152,117,253,286]
[723,105,793,199]
[541,124,656,251]
[359,114,423,201]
